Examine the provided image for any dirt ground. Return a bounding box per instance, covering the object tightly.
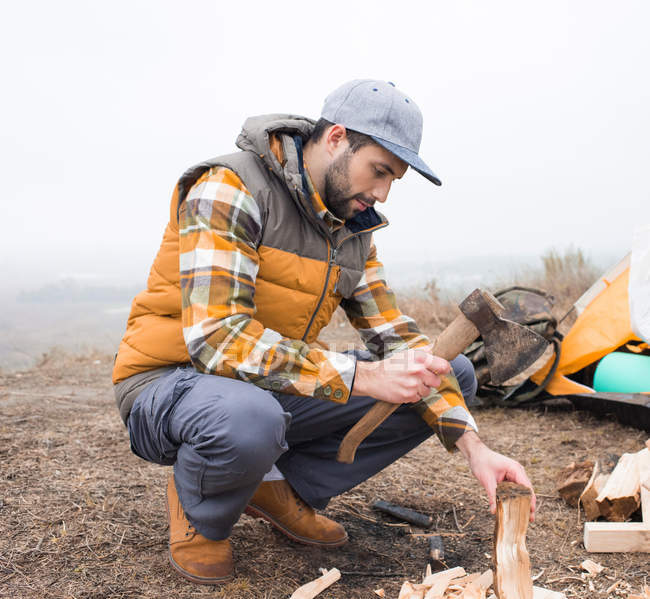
[0,351,648,599]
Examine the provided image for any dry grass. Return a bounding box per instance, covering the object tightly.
[1,352,649,598]
[491,247,600,317]
[320,247,599,349]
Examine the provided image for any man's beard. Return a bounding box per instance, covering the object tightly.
[323,150,374,220]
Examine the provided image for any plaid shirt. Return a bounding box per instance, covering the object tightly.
[179,164,477,450]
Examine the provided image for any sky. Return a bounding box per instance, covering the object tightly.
[1,0,649,291]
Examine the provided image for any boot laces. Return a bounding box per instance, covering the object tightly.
[289,487,309,513]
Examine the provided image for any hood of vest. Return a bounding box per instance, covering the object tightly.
[235,114,387,237]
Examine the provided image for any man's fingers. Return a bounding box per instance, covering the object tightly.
[429,355,451,375]
[505,464,537,522]
[413,351,451,375]
[420,370,442,389]
[487,479,497,515]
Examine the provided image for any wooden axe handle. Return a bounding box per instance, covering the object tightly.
[336,312,480,464]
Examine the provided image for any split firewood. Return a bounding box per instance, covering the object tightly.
[642,477,650,524]
[579,461,609,521]
[422,566,466,598]
[531,587,567,599]
[289,568,341,599]
[490,590,565,599]
[424,564,432,581]
[493,482,534,599]
[596,449,649,521]
[373,500,433,528]
[460,570,493,599]
[556,460,594,507]
[398,580,426,599]
[580,559,604,576]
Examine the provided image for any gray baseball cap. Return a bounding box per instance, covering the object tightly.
[321,79,441,186]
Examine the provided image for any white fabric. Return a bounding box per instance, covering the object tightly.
[262,464,285,482]
[630,224,650,343]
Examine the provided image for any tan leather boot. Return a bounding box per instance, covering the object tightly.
[166,476,233,585]
[245,480,347,548]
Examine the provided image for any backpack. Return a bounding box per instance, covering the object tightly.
[463,286,562,405]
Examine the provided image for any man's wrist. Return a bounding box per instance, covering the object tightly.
[351,361,372,397]
[455,429,484,459]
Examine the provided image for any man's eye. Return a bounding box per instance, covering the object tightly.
[374,168,384,177]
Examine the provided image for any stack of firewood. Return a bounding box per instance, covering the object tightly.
[556,439,649,552]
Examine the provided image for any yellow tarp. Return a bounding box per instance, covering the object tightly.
[531,267,640,395]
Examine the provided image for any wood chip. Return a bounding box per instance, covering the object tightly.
[289,568,341,599]
[374,590,385,598]
[580,558,604,576]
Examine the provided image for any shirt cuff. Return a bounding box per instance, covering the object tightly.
[312,350,357,404]
[434,405,479,451]
[411,373,479,451]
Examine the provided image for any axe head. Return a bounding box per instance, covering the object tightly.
[459,289,549,385]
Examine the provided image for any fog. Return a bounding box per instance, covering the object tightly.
[1,0,648,369]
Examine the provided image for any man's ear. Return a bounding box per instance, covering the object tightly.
[324,124,348,158]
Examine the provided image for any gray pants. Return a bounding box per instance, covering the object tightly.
[127,353,477,540]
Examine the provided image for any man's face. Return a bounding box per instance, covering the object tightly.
[323,142,408,220]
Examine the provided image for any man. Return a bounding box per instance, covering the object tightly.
[113,79,535,585]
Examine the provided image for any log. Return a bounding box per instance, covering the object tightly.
[428,535,446,570]
[372,500,433,528]
[596,449,649,521]
[289,568,341,599]
[579,461,609,521]
[556,460,594,507]
[493,482,534,599]
[583,522,650,552]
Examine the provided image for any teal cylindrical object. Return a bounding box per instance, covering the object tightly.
[593,352,650,393]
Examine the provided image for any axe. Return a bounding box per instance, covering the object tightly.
[336,289,549,464]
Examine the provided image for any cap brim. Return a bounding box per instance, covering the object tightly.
[371,136,442,186]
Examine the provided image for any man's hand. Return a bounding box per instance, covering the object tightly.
[456,430,536,522]
[352,347,450,404]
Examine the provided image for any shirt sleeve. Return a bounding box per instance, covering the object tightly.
[179,166,356,403]
[340,241,479,450]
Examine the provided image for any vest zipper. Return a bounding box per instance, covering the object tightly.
[302,241,337,341]
[301,220,388,342]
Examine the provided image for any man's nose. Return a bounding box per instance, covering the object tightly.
[372,180,392,203]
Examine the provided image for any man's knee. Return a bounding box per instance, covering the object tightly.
[173,375,290,479]
[450,354,478,403]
